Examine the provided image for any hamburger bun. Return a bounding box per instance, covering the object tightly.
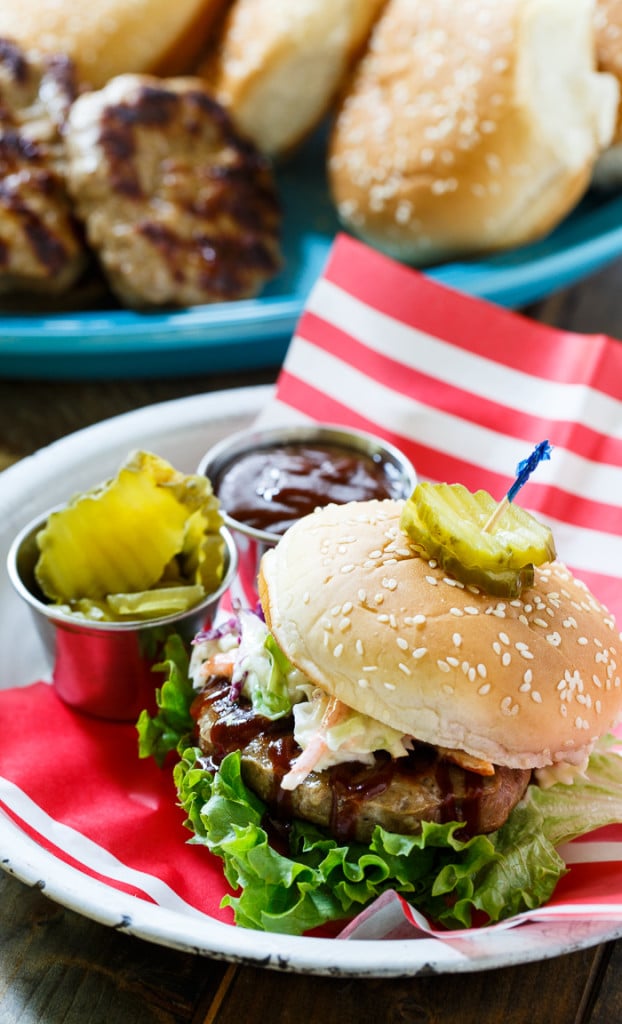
[259,499,622,772]
[328,0,619,263]
[593,0,622,185]
[198,0,387,156]
[0,0,228,88]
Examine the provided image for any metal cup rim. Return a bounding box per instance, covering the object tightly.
[197,423,418,546]
[6,506,238,634]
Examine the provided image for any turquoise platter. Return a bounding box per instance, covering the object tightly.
[1,135,621,379]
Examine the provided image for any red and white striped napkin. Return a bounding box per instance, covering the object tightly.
[256,233,622,623]
[1,232,621,949]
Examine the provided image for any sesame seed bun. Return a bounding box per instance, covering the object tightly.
[327,0,619,263]
[0,0,228,88]
[259,499,622,772]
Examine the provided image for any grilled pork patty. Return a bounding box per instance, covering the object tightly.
[65,73,282,308]
[0,37,87,294]
[193,678,532,844]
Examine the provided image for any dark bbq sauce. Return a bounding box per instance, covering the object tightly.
[435,759,487,835]
[191,681,293,765]
[214,442,405,535]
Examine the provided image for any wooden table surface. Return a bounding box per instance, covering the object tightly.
[1,260,622,1024]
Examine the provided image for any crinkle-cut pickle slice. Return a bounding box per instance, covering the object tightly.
[400,482,556,596]
[35,449,223,605]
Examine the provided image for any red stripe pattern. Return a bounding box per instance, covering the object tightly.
[266,233,622,622]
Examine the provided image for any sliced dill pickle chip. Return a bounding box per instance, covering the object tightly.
[106,584,207,620]
[400,482,555,596]
[35,449,224,608]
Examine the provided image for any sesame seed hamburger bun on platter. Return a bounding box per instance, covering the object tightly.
[328,0,619,264]
[138,487,622,935]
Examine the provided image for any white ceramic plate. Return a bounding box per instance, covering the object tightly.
[1,387,622,977]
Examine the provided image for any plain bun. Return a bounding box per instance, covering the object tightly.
[328,0,619,263]
[198,0,386,156]
[593,0,622,186]
[259,499,622,772]
[0,0,228,88]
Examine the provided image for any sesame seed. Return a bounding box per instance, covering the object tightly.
[577,637,588,646]
[523,669,533,685]
[464,606,479,615]
[477,664,487,679]
[478,683,491,695]
[339,618,351,632]
[358,678,369,688]
[413,647,428,660]
[447,656,460,667]
[502,652,511,667]
[333,644,344,658]
[303,591,310,604]
[355,639,364,656]
[531,691,543,703]
[452,632,463,647]
[358,589,367,603]
[363,665,378,672]
[426,575,438,586]
[397,637,409,651]
[437,660,451,673]
[501,696,519,716]
[384,682,396,690]
[499,632,510,645]
[533,618,548,628]
[547,633,562,647]
[378,614,389,623]
[398,664,411,676]
[450,607,464,617]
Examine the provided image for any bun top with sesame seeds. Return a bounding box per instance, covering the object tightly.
[258,498,622,772]
[327,0,619,264]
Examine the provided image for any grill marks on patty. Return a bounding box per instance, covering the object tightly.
[0,37,87,293]
[65,74,282,308]
[193,677,532,844]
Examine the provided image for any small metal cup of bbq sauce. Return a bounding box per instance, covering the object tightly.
[197,424,418,601]
[7,510,238,722]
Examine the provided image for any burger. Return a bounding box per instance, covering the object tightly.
[138,497,622,934]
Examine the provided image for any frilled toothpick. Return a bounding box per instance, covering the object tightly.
[482,440,553,534]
